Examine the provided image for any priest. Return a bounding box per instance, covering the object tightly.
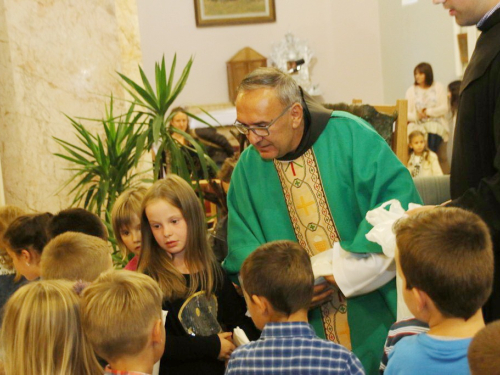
[224,67,421,374]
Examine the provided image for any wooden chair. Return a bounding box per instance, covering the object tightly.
[352,99,408,166]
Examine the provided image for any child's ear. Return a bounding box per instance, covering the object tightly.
[20,248,38,265]
[151,318,164,345]
[413,288,432,317]
[252,295,273,316]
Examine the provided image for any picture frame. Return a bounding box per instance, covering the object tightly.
[194,0,276,27]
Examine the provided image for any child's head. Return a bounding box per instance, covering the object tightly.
[394,208,493,321]
[240,240,314,329]
[112,186,147,258]
[0,205,26,272]
[41,232,113,282]
[468,320,500,375]
[48,207,108,241]
[408,130,428,156]
[140,174,220,300]
[81,270,164,367]
[0,279,101,375]
[3,212,53,281]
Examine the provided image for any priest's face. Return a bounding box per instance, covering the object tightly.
[235,88,304,160]
[432,0,496,26]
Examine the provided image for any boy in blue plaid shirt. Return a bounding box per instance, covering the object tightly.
[226,240,364,375]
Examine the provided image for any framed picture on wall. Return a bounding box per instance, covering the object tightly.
[194,0,276,27]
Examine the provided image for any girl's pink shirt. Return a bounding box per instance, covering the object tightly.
[124,255,139,271]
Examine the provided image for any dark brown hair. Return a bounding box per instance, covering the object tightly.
[394,208,493,320]
[3,213,53,256]
[241,240,314,316]
[139,175,222,300]
[448,80,461,116]
[468,320,500,375]
[414,62,434,87]
[48,208,108,241]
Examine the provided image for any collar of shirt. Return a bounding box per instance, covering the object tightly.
[260,321,317,340]
[104,365,150,375]
[477,1,500,28]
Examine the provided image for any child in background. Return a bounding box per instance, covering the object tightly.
[407,130,443,177]
[81,270,165,375]
[139,175,258,375]
[41,232,113,282]
[226,240,364,375]
[111,187,147,271]
[468,320,500,375]
[0,205,27,311]
[48,207,108,241]
[385,208,493,374]
[2,213,53,281]
[0,280,102,375]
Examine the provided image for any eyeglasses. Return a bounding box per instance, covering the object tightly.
[233,104,293,137]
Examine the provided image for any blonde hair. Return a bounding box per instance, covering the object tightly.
[41,232,112,282]
[139,174,222,300]
[111,187,147,258]
[0,205,26,271]
[81,270,163,362]
[0,280,102,375]
[408,130,431,163]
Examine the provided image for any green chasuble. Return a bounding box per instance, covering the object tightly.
[224,110,422,374]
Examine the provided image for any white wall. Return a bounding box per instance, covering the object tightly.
[378,0,459,103]
[137,0,385,106]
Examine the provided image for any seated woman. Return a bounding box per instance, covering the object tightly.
[153,107,234,179]
[406,62,449,173]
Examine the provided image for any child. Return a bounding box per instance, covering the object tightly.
[81,270,165,375]
[2,212,53,281]
[407,130,443,177]
[48,207,108,240]
[0,279,102,375]
[385,208,493,374]
[226,240,364,375]
[111,187,147,270]
[0,205,27,311]
[41,231,113,282]
[468,320,500,375]
[139,175,258,375]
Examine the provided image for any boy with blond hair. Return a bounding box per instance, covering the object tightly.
[226,240,364,375]
[386,207,494,374]
[40,232,113,282]
[81,270,165,375]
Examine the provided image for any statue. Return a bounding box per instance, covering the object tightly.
[269,32,321,96]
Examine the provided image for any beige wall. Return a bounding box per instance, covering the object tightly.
[378,1,459,103]
[136,0,385,106]
[0,0,142,212]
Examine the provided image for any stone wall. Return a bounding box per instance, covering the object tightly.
[0,0,142,212]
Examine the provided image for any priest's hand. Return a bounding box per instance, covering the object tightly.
[310,281,334,308]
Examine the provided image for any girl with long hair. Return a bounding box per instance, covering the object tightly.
[138,174,257,375]
[407,130,443,177]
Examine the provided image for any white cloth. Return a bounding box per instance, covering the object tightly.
[365,199,422,319]
[407,151,443,177]
[310,199,422,319]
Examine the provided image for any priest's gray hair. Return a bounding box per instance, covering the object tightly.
[237,67,304,108]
